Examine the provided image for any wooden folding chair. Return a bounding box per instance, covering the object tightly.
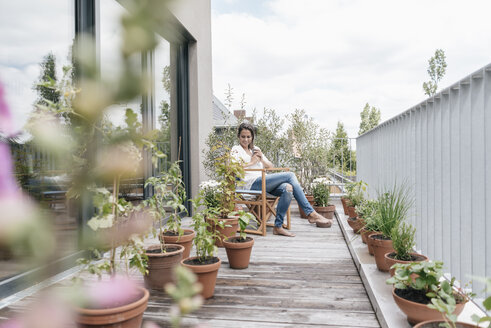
[235,168,291,236]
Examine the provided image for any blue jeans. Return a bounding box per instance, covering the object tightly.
[250,172,314,227]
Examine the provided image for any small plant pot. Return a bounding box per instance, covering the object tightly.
[392,288,466,325]
[347,217,365,234]
[341,197,349,215]
[223,236,254,269]
[207,216,238,247]
[75,287,149,328]
[347,206,357,219]
[365,230,380,255]
[360,227,376,244]
[181,256,221,299]
[413,320,475,328]
[162,229,195,259]
[144,244,184,290]
[369,234,394,272]
[384,252,429,277]
[314,204,335,220]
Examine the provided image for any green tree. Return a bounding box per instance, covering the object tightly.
[34,52,60,106]
[359,103,381,135]
[330,121,353,171]
[157,65,171,162]
[423,49,447,97]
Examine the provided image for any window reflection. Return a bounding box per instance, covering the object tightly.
[154,36,172,172]
[0,1,74,281]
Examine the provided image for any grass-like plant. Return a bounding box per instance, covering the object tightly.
[390,222,416,261]
[374,182,413,239]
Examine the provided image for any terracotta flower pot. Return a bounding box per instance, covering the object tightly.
[181,256,221,299]
[207,216,238,247]
[347,217,365,233]
[392,288,466,325]
[341,197,349,215]
[369,234,394,272]
[162,229,195,259]
[314,204,335,220]
[385,252,429,276]
[360,227,377,244]
[76,287,149,328]
[347,206,357,219]
[413,320,475,328]
[365,230,380,255]
[223,236,254,269]
[144,244,184,290]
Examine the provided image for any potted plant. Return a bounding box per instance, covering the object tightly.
[345,181,367,218]
[181,197,222,299]
[386,261,470,325]
[222,210,257,269]
[385,222,428,276]
[311,177,335,220]
[143,160,190,290]
[208,143,245,247]
[348,198,373,234]
[357,199,380,247]
[415,277,491,328]
[369,183,412,272]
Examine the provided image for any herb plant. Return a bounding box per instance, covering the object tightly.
[390,222,416,261]
[345,180,367,207]
[188,197,219,262]
[374,183,412,239]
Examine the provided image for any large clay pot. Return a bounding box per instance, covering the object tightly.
[384,252,429,276]
[299,195,315,219]
[365,230,380,255]
[76,287,149,328]
[341,197,349,215]
[369,233,394,272]
[392,288,466,325]
[360,227,377,244]
[181,256,221,299]
[314,204,335,220]
[414,320,475,328]
[144,244,184,290]
[223,236,254,269]
[347,217,365,233]
[162,229,195,259]
[207,216,238,247]
[347,206,357,218]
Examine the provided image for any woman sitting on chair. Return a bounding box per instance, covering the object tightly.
[230,123,332,237]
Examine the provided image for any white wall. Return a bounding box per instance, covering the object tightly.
[169,0,213,198]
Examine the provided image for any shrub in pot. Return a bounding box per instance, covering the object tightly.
[181,197,222,299]
[385,222,428,276]
[349,198,375,234]
[223,211,257,269]
[345,181,367,218]
[311,177,335,220]
[207,143,245,246]
[143,161,190,290]
[369,183,412,271]
[386,261,470,325]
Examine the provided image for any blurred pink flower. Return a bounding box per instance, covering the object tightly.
[0,319,22,328]
[0,82,15,137]
[86,277,142,309]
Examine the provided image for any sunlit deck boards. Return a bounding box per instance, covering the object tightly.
[146,200,380,327]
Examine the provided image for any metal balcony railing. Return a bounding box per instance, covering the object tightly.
[357,63,491,296]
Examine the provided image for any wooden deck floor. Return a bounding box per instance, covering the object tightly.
[145,200,380,327]
[0,200,380,328]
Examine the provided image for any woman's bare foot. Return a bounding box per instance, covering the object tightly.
[307,211,333,228]
[273,226,296,237]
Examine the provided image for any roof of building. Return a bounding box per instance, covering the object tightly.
[212,95,239,127]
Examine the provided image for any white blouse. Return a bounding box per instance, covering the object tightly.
[230,145,270,190]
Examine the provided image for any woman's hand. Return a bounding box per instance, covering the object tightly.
[251,154,261,164]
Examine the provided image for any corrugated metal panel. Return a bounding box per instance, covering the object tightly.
[357,63,491,295]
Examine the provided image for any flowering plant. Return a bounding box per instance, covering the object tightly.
[311,177,332,207]
[199,179,221,210]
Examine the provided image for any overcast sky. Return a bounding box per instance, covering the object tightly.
[211,0,491,137]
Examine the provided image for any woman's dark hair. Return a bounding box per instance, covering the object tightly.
[237,122,255,150]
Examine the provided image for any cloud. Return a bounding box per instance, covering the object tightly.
[212,0,491,136]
